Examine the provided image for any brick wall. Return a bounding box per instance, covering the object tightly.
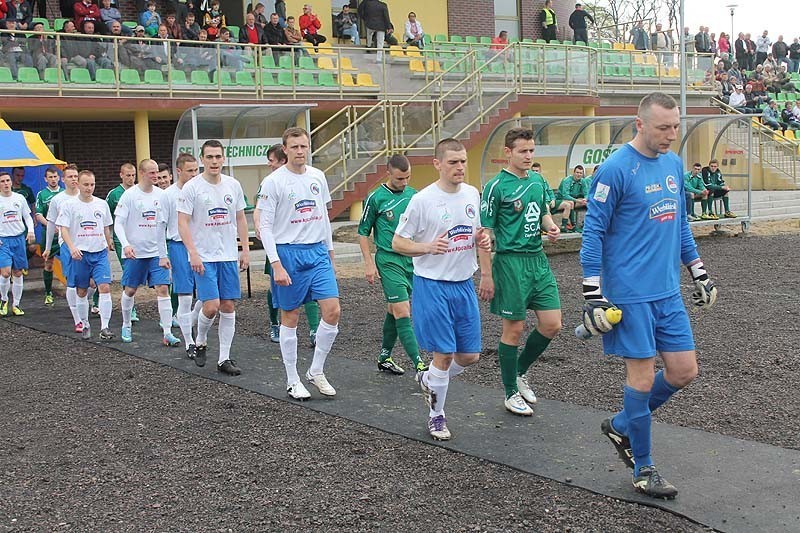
[447,0,495,39]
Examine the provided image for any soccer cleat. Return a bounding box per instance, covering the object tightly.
[21,269,28,276]
[504,392,534,416]
[269,324,280,343]
[565,222,575,232]
[724,211,737,218]
[74,322,84,333]
[194,345,207,367]
[686,214,698,222]
[305,370,336,396]
[163,332,181,347]
[428,415,451,441]
[709,213,719,220]
[416,371,434,407]
[120,326,133,343]
[699,213,712,220]
[99,328,115,340]
[44,293,54,305]
[309,330,317,347]
[11,306,24,316]
[377,357,405,375]
[130,307,139,322]
[172,316,180,328]
[415,360,429,373]
[81,324,91,340]
[91,305,100,315]
[287,381,311,400]
[516,374,538,404]
[601,417,635,469]
[218,359,241,376]
[575,226,584,233]
[0,300,7,316]
[633,465,678,500]
[186,344,197,360]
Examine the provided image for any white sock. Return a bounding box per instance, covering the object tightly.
[99,292,112,329]
[217,311,235,365]
[196,309,216,345]
[177,295,195,345]
[87,285,96,305]
[10,275,22,307]
[448,361,465,378]
[191,300,203,329]
[121,293,134,328]
[66,287,81,324]
[426,365,450,418]
[0,275,9,302]
[76,295,89,328]
[157,296,173,336]
[279,325,300,384]
[309,319,338,376]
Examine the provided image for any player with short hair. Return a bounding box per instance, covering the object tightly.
[157,162,173,190]
[480,127,562,417]
[393,138,493,441]
[533,162,572,231]
[107,162,139,322]
[701,159,736,219]
[556,165,589,232]
[581,92,717,499]
[56,170,115,340]
[114,159,179,347]
[358,154,427,375]
[163,153,203,358]
[178,140,250,376]
[684,163,708,221]
[35,166,64,305]
[259,127,340,400]
[0,171,35,316]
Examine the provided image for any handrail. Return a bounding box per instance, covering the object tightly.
[310,106,351,137]
[405,49,477,101]
[311,101,385,156]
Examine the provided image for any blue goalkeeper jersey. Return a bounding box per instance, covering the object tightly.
[580,143,700,304]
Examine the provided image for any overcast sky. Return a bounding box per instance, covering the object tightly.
[685,0,796,40]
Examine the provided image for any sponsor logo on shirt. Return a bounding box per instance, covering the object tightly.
[94,210,104,219]
[593,183,610,203]
[310,183,320,195]
[513,199,523,212]
[294,199,317,213]
[208,207,229,220]
[465,204,476,218]
[142,210,157,221]
[288,191,298,201]
[224,194,233,205]
[480,200,489,213]
[649,198,678,222]
[630,162,640,175]
[80,220,98,230]
[3,210,18,220]
[665,175,679,193]
[645,183,663,193]
[447,224,473,242]
[385,209,394,221]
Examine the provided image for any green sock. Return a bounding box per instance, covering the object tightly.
[498,342,519,398]
[92,288,99,307]
[381,313,397,359]
[395,316,422,367]
[569,210,577,226]
[700,198,707,214]
[170,287,178,315]
[266,290,279,325]
[305,300,320,332]
[722,195,730,212]
[517,329,552,376]
[561,217,568,229]
[43,269,53,293]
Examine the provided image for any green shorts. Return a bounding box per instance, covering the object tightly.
[376,250,413,303]
[490,251,561,320]
[40,237,59,257]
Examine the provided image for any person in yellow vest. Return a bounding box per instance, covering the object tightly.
[540,0,558,43]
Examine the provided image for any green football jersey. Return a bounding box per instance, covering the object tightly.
[683,171,705,195]
[481,169,549,254]
[531,171,555,205]
[556,175,589,201]
[106,184,127,245]
[13,183,35,205]
[35,186,64,219]
[357,183,417,253]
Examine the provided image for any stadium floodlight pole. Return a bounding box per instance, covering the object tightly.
[726,4,737,44]
[679,0,687,158]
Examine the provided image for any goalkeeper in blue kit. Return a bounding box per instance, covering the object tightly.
[579,93,718,499]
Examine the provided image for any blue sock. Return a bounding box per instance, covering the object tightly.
[649,369,680,413]
[623,385,653,476]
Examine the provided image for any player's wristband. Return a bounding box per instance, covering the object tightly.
[582,275,605,301]
[687,260,709,282]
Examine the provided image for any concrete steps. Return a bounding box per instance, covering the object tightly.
[727,190,800,220]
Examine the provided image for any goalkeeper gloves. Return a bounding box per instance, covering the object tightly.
[582,276,620,335]
[687,260,717,310]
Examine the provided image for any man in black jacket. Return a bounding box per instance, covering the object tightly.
[264,11,290,59]
[734,32,747,70]
[358,0,390,61]
[568,3,593,44]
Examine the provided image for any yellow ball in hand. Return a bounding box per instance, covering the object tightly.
[605,307,623,325]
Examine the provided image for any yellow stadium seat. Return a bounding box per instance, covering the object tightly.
[409,59,425,72]
[784,129,796,140]
[302,41,317,55]
[317,56,335,70]
[644,54,658,65]
[667,66,680,77]
[624,43,635,50]
[340,57,357,71]
[389,45,405,57]
[612,42,624,50]
[426,60,442,72]
[339,73,355,86]
[318,42,335,55]
[405,45,422,57]
[356,73,379,87]
[633,54,645,64]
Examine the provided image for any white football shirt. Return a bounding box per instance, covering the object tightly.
[0,192,32,237]
[161,183,183,242]
[55,196,112,253]
[176,173,246,262]
[395,182,482,282]
[46,190,79,245]
[258,164,333,263]
[114,185,165,258]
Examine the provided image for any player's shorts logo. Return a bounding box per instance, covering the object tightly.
[447,224,473,242]
[465,204,476,218]
[80,220,98,229]
[94,210,104,219]
[294,199,317,213]
[224,194,233,205]
[649,198,678,222]
[142,210,157,221]
[310,183,320,195]
[208,207,228,220]
[385,209,394,221]
[665,175,679,193]
[513,199,523,212]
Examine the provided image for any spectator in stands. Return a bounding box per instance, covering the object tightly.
[709,32,717,56]
[650,23,673,64]
[744,32,756,70]
[717,52,732,72]
[147,23,171,65]
[755,30,770,66]
[682,26,694,58]
[358,0,388,61]
[1,19,33,80]
[204,13,220,40]
[60,19,113,80]
[744,81,770,107]
[264,12,289,57]
[202,0,225,29]
[734,32,747,69]
[140,1,162,36]
[792,100,800,122]
[335,4,360,45]
[491,30,509,50]
[217,26,243,70]
[284,15,304,51]
[763,53,778,71]
[773,64,798,93]
[789,38,800,74]
[761,100,785,131]
[0,0,8,20]
[540,0,557,43]
[691,26,704,54]
[630,21,649,50]
[183,11,200,40]
[772,35,789,69]
[403,11,424,49]
[727,85,753,113]
[164,11,182,39]
[99,0,131,35]
[180,27,213,69]
[6,0,33,30]
[27,21,58,76]
[568,3,593,44]
[717,32,729,57]
[274,0,285,27]
[62,20,77,33]
[727,61,744,85]
[239,12,265,45]
[120,24,158,73]
[702,159,735,218]
[715,72,734,102]
[781,101,800,131]
[299,4,326,49]
[253,2,267,29]
[683,163,707,222]
[384,22,398,46]
[74,0,106,34]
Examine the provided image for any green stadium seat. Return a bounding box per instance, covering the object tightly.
[777,92,787,102]
[95,68,116,84]
[575,41,586,46]
[260,71,276,86]
[213,70,233,85]
[298,56,318,70]
[70,68,94,83]
[191,70,213,85]
[32,18,51,31]
[600,42,612,49]
[562,40,573,45]
[602,65,618,77]
[277,71,293,86]
[433,34,447,42]
[479,36,491,44]
[297,72,317,86]
[643,66,657,77]
[235,70,256,86]
[450,35,464,43]
[43,67,67,84]
[262,55,277,69]
[227,25,240,39]
[54,18,68,31]
[278,55,293,69]
[17,67,43,83]
[536,39,546,44]
[0,67,15,83]
[144,69,166,85]
[123,21,137,29]
[632,65,646,76]
[522,62,537,75]
[465,36,478,44]
[618,65,631,76]
[169,69,188,84]
[317,71,337,86]
[550,40,561,44]
[546,63,565,75]
[120,69,142,84]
